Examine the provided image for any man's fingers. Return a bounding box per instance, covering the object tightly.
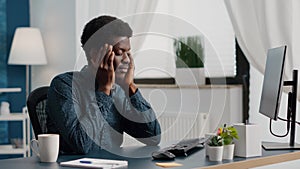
[99,44,108,68]
[108,51,115,70]
[100,45,113,69]
[128,52,134,69]
[96,45,104,65]
[104,45,113,68]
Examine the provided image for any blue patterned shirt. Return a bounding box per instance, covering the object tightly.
[46,66,161,154]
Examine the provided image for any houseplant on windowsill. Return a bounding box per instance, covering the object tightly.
[173,35,205,86]
[218,124,239,160]
[207,135,223,161]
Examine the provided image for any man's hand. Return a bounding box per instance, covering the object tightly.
[123,52,137,96]
[115,51,137,96]
[91,44,115,95]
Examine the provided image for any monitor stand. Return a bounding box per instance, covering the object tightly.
[262,142,300,150]
[263,70,299,151]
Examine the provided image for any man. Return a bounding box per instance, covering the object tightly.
[46,15,161,154]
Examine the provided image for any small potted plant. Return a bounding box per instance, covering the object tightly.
[218,124,239,160]
[207,135,223,161]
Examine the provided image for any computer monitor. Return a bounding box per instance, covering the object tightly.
[259,45,300,150]
[259,46,286,120]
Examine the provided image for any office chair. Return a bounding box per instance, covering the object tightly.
[27,86,49,139]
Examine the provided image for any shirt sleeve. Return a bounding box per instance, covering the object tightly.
[47,74,113,154]
[114,87,161,145]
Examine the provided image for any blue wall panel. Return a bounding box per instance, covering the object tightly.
[0,0,29,159]
[0,0,8,145]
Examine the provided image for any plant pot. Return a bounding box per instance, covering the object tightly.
[208,145,223,161]
[223,144,235,160]
[205,133,217,157]
[175,68,205,86]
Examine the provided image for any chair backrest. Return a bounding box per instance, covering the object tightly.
[27,86,49,139]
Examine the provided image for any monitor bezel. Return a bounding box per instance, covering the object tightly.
[259,45,287,120]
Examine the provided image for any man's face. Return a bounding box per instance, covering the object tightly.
[112,36,131,81]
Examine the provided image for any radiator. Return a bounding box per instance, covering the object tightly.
[122,112,209,147]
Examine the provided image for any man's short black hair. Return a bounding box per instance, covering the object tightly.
[81,15,133,59]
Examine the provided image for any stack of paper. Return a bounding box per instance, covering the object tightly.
[60,158,128,169]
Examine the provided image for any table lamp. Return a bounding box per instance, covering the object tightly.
[8,27,47,99]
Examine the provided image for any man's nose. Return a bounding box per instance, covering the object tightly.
[122,52,130,63]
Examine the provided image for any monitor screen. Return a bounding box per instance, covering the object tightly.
[259,45,287,120]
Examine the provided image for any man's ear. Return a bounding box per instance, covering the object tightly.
[89,48,99,68]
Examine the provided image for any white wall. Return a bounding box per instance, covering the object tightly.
[30,0,76,90]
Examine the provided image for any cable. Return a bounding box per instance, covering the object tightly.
[277,99,300,125]
[276,92,300,129]
[277,116,300,125]
[268,91,300,137]
[269,118,290,137]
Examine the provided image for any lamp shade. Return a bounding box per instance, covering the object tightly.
[8,27,47,65]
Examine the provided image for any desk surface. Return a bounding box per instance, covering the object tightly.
[0,145,298,169]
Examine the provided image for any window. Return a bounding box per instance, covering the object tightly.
[134,0,236,79]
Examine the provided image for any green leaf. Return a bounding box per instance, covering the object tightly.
[174,36,204,68]
[223,135,233,145]
[208,136,223,146]
[218,125,239,145]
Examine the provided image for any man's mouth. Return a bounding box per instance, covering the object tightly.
[117,66,128,73]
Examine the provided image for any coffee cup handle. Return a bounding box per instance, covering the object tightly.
[30,139,40,157]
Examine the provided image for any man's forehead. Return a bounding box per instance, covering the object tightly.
[112,37,130,48]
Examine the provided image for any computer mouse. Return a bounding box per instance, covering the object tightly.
[152,150,176,160]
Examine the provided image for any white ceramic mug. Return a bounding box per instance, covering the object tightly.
[30,134,59,162]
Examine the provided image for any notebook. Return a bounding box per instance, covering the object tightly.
[60,158,128,169]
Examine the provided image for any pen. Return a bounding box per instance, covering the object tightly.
[79,160,120,165]
[80,160,92,164]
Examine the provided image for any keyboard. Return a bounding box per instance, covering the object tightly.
[152,137,209,159]
[168,138,204,156]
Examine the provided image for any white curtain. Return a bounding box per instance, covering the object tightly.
[74,0,158,70]
[224,0,300,100]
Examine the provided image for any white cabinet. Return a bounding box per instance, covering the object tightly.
[0,88,30,157]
